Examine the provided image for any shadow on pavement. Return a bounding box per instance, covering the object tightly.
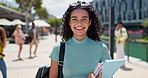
[26,56,37,59]
[11,56,37,62]
[120,66,133,71]
[12,58,24,62]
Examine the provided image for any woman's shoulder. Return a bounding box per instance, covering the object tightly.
[53,42,61,48]
[13,31,17,35]
[13,30,17,33]
[121,27,127,31]
[52,42,66,49]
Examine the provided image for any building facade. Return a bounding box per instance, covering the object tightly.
[92,0,148,30]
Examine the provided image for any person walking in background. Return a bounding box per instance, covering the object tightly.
[49,27,53,34]
[28,22,39,58]
[13,25,24,60]
[114,22,128,68]
[0,27,7,78]
[49,1,111,78]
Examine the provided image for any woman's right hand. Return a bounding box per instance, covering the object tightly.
[88,70,102,78]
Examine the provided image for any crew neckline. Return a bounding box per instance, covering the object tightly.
[71,36,89,45]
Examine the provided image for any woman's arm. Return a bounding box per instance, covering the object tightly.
[49,59,59,78]
[13,31,16,36]
[120,28,128,42]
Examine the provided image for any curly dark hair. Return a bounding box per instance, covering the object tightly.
[61,1,102,41]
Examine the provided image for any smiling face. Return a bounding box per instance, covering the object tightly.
[69,9,91,40]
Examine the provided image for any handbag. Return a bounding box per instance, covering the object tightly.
[35,42,65,78]
[26,36,33,43]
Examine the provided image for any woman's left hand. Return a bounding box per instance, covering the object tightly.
[88,70,102,78]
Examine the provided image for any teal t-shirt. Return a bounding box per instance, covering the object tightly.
[49,36,111,78]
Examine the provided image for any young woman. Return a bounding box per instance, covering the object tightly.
[49,1,111,78]
[13,25,24,60]
[114,22,128,69]
[0,27,7,78]
[28,22,39,58]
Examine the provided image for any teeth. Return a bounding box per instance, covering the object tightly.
[75,27,84,29]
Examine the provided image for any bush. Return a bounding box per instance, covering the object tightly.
[141,20,148,28]
[144,36,148,41]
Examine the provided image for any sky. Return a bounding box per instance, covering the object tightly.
[42,0,93,18]
[6,0,93,18]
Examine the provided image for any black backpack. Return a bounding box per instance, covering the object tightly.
[35,42,65,78]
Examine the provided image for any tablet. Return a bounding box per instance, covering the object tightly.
[93,59,125,78]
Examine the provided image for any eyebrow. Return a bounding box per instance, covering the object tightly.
[71,16,89,18]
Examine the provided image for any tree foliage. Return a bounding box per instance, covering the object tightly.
[15,0,57,21]
[35,7,49,20]
[15,0,42,13]
[141,19,148,28]
[47,18,62,27]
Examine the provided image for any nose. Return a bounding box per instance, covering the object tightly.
[76,20,83,25]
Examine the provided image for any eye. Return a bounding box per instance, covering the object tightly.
[83,19,87,20]
[82,18,89,21]
[72,18,77,20]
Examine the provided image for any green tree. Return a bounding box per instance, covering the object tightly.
[16,0,42,12]
[35,7,49,20]
[15,0,42,26]
[47,18,62,27]
[56,18,62,27]
[141,19,148,28]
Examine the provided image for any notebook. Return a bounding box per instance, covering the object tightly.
[93,59,125,78]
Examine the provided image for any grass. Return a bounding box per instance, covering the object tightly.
[101,35,148,42]
[136,36,148,42]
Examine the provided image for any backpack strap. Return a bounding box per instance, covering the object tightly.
[58,42,65,78]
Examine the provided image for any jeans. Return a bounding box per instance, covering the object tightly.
[0,58,7,78]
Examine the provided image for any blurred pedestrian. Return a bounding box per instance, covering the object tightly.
[28,22,39,58]
[49,27,53,34]
[13,25,24,60]
[49,1,111,78]
[114,21,128,68]
[0,27,7,78]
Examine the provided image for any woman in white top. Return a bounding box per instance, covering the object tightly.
[114,22,128,67]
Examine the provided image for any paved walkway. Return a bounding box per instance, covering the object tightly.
[1,34,148,78]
